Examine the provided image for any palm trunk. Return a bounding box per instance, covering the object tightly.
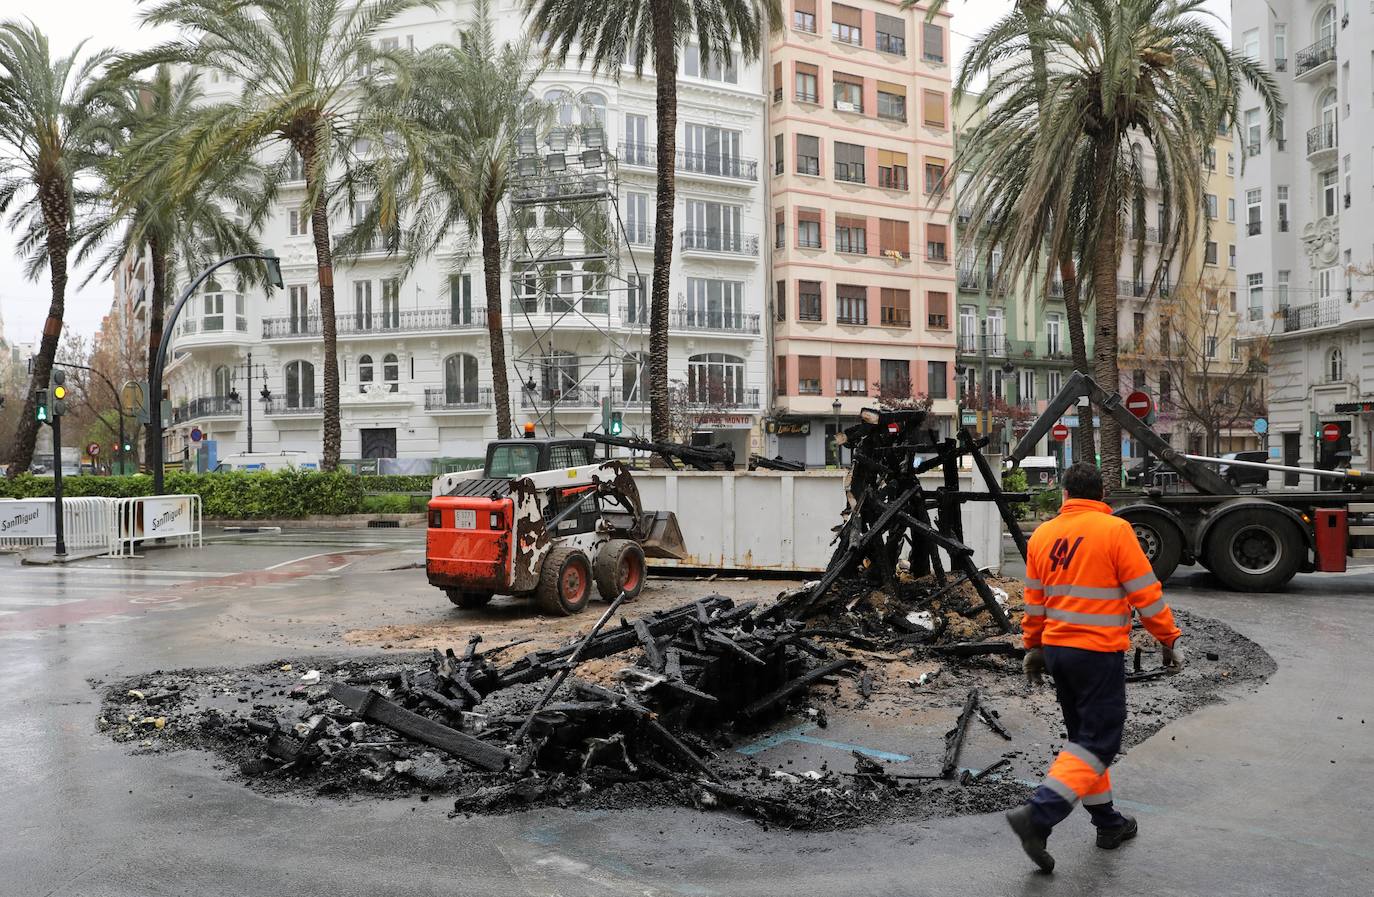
[143,234,168,470]
[481,196,511,439]
[1091,139,1122,487]
[1058,257,1095,461]
[7,183,69,479]
[304,137,342,471]
[647,0,677,443]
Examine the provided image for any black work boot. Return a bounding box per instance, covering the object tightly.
[1096,814,1139,849]
[1006,805,1055,873]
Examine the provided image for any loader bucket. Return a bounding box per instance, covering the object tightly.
[640,511,687,560]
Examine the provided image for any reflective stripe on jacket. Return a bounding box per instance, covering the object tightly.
[1022,498,1181,652]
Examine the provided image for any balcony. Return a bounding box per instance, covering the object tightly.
[617,143,655,169]
[424,387,493,413]
[1116,279,1170,300]
[263,306,487,340]
[957,334,1007,356]
[1281,299,1339,333]
[680,229,759,257]
[511,297,612,320]
[686,387,761,410]
[1306,123,1337,160]
[624,224,653,247]
[265,393,324,415]
[172,395,242,424]
[677,150,758,182]
[673,308,761,335]
[1126,224,1160,243]
[520,385,603,409]
[1295,35,1336,78]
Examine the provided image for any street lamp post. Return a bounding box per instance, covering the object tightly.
[151,252,282,495]
[831,398,842,467]
[228,350,270,455]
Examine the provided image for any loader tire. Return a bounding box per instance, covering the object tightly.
[445,589,493,609]
[1204,507,1303,592]
[594,539,646,600]
[535,547,593,616]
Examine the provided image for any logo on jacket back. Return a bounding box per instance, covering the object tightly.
[1048,536,1084,572]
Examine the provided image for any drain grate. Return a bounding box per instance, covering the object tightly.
[367,519,401,528]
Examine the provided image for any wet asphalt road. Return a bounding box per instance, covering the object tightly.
[1,530,1372,896]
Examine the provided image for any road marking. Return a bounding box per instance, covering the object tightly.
[0,548,386,636]
[264,551,349,571]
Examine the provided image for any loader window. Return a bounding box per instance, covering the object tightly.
[549,444,592,469]
[487,444,540,478]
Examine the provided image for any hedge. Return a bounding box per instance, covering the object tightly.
[0,470,393,519]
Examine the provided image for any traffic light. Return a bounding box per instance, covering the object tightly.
[51,370,67,416]
[609,411,623,436]
[34,389,49,423]
[122,441,132,454]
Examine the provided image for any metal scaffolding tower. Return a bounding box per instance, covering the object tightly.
[508,118,648,437]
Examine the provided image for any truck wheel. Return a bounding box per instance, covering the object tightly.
[594,540,646,600]
[535,548,593,615]
[1205,508,1304,592]
[1119,509,1182,583]
[445,589,493,609]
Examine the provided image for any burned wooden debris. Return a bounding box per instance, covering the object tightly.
[766,407,1028,638]
[584,432,735,471]
[117,594,887,823]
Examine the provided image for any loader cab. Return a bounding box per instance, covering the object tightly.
[483,438,597,478]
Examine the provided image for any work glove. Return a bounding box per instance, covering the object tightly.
[1023,647,1046,686]
[1162,638,1185,672]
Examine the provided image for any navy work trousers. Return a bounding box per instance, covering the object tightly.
[1029,645,1129,830]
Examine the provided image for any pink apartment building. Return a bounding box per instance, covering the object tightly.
[766,0,958,465]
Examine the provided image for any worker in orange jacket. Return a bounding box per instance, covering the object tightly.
[1006,462,1184,873]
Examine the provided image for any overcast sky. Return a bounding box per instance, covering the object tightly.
[0,0,1230,348]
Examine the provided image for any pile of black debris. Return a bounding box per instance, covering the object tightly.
[101,579,1035,827]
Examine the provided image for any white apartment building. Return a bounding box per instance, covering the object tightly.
[1234,0,1374,474]
[160,0,769,466]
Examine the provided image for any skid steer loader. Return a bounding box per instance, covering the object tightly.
[426,437,686,615]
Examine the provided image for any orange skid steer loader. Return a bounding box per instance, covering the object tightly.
[426,438,687,615]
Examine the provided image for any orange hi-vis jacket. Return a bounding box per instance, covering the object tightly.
[1023,499,1182,653]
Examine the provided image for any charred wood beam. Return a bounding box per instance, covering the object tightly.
[941,688,980,780]
[583,432,735,471]
[513,592,630,742]
[327,683,512,771]
[959,427,1029,562]
[739,658,855,719]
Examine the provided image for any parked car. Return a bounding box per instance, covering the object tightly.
[1124,456,1162,488]
[1217,450,1271,488]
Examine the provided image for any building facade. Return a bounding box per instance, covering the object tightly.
[1234,0,1373,472]
[952,94,1081,465]
[161,0,769,466]
[764,0,957,465]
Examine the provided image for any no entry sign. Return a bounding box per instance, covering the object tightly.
[1051,423,1070,442]
[1322,422,1343,443]
[1125,390,1153,419]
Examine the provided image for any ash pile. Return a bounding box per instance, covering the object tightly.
[99,408,1048,826]
[108,591,1022,827]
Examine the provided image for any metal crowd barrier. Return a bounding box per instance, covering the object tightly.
[110,494,204,557]
[0,497,118,554]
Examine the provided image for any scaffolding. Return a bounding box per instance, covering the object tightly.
[508,117,649,437]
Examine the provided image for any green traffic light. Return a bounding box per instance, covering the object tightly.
[609,411,623,436]
[36,404,48,423]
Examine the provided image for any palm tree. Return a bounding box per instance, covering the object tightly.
[525,0,782,441]
[0,22,126,478]
[74,66,262,467]
[344,1,545,439]
[955,0,1278,485]
[125,0,437,470]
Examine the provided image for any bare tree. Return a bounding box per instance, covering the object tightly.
[666,376,732,445]
[1149,289,1268,456]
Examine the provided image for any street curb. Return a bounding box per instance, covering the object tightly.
[208,513,426,530]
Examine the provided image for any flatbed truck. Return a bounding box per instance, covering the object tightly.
[1010,372,1374,591]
